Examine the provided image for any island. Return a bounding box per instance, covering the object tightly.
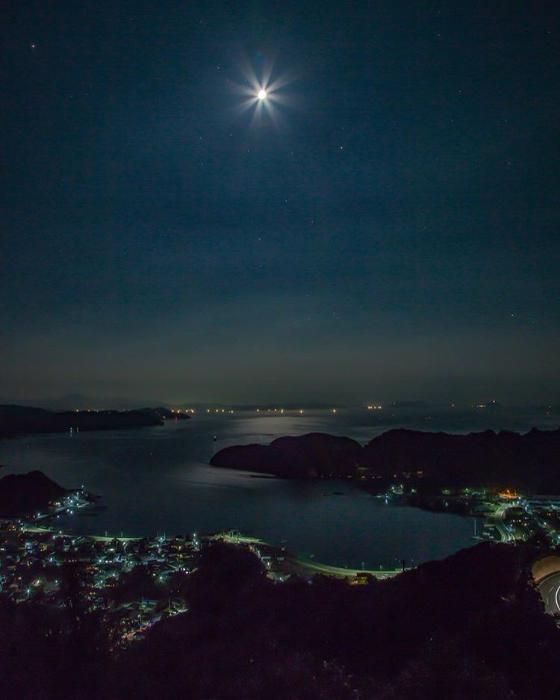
[210,433,361,478]
[210,427,560,491]
[0,404,189,439]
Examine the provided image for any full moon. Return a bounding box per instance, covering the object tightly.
[257,88,267,100]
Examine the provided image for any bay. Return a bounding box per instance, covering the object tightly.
[0,411,499,569]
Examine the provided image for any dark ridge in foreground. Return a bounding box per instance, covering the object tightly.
[1,539,559,699]
[0,404,186,439]
[210,427,560,490]
[0,470,67,517]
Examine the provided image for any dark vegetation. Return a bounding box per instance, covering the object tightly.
[1,540,559,699]
[0,471,67,517]
[0,405,186,439]
[211,428,560,491]
[211,433,361,478]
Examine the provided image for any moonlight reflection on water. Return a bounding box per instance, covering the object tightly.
[0,413,479,568]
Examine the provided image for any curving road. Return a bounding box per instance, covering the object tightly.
[208,531,403,580]
[283,555,402,580]
[538,573,560,615]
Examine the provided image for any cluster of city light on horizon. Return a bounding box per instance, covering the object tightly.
[203,407,342,415]
[61,400,556,415]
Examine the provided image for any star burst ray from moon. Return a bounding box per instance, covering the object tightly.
[232,56,293,126]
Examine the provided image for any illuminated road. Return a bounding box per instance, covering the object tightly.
[208,532,265,546]
[209,531,404,580]
[486,504,516,542]
[537,573,560,615]
[283,556,403,580]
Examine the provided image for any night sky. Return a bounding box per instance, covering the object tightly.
[3,1,559,405]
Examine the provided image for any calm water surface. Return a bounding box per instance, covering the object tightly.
[0,412,493,568]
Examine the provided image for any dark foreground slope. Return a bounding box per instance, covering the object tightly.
[211,427,560,490]
[0,405,166,439]
[0,470,67,517]
[1,540,559,700]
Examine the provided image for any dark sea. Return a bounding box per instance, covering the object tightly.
[0,408,555,568]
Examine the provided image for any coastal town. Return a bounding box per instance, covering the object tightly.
[2,479,560,649]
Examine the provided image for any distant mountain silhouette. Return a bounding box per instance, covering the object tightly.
[0,394,167,411]
[211,427,560,490]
